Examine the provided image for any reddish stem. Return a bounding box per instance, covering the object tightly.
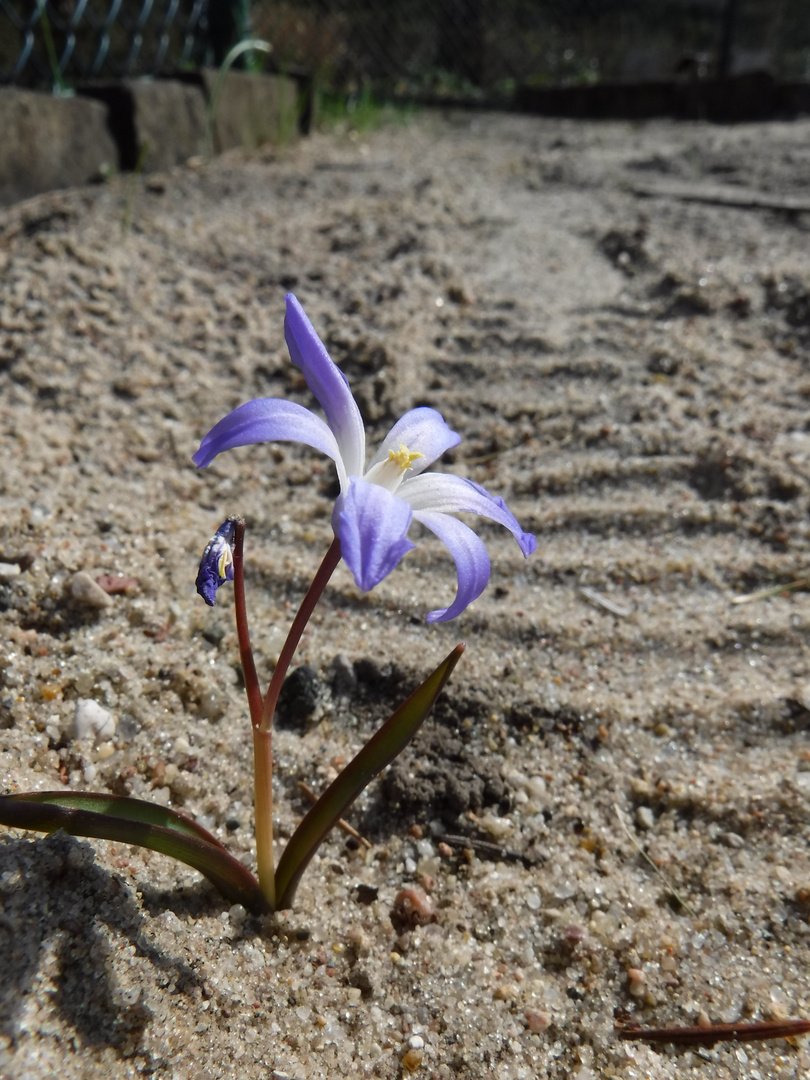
[253,725,276,907]
[231,518,263,729]
[260,536,342,732]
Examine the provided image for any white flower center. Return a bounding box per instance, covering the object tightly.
[365,443,424,492]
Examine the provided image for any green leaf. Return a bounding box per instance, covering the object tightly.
[275,643,465,910]
[0,790,268,913]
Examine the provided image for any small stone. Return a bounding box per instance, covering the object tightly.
[493,981,519,1001]
[0,562,21,582]
[718,831,745,849]
[95,574,139,595]
[173,735,191,757]
[526,775,547,800]
[73,698,116,741]
[635,806,654,830]
[73,671,94,696]
[401,1047,423,1071]
[524,1008,550,1033]
[69,571,113,609]
[391,887,435,932]
[197,689,227,722]
[627,967,646,997]
[480,812,512,839]
[356,884,379,905]
[276,664,324,730]
[202,623,226,647]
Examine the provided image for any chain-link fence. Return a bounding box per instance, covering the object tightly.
[2,0,809,96]
[253,0,809,99]
[0,0,254,87]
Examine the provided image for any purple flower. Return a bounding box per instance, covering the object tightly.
[196,519,236,606]
[193,294,536,621]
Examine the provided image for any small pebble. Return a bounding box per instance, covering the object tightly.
[627,967,646,997]
[718,831,744,849]
[480,812,512,839]
[524,1008,550,1033]
[69,571,113,609]
[391,886,435,930]
[0,562,21,582]
[493,981,519,1001]
[635,806,654,830]
[96,741,116,761]
[173,735,191,757]
[73,671,94,695]
[563,924,586,944]
[73,698,116,741]
[400,1048,423,1071]
[95,574,139,594]
[527,775,547,800]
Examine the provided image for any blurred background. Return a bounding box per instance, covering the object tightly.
[2,0,809,105]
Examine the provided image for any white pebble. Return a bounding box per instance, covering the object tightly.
[636,806,654,830]
[408,1035,424,1051]
[480,812,512,839]
[173,735,191,757]
[73,698,116,742]
[527,775,547,800]
[0,562,20,582]
[70,572,112,609]
[718,831,745,849]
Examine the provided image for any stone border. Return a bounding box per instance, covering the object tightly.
[0,69,312,208]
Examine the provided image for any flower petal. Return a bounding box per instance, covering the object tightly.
[284,294,365,479]
[412,510,490,623]
[338,478,415,592]
[366,407,461,475]
[195,519,236,607]
[192,398,349,489]
[400,474,537,557]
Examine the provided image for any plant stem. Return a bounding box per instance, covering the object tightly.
[231,518,263,729]
[253,726,275,908]
[259,536,342,732]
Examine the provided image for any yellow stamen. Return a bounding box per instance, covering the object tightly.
[217,546,233,578]
[387,444,424,471]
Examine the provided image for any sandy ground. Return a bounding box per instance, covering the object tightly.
[1,109,810,1080]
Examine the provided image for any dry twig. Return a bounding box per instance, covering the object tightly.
[618,1018,810,1046]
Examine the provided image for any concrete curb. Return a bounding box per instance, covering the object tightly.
[0,70,311,208]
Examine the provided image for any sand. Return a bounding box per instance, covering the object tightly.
[1,109,810,1079]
